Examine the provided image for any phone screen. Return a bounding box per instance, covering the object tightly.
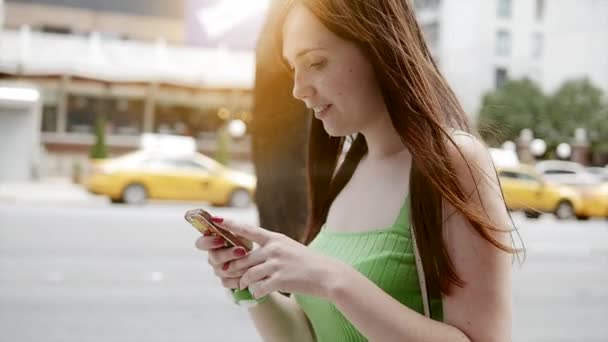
[184,209,252,251]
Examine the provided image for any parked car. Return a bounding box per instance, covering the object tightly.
[535,160,601,185]
[535,160,608,219]
[497,165,583,219]
[586,166,608,182]
[85,150,256,206]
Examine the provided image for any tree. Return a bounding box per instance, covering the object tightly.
[89,116,108,159]
[477,79,547,146]
[546,78,606,146]
[214,125,231,166]
[249,0,309,241]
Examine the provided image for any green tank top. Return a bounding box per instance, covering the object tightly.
[295,195,443,341]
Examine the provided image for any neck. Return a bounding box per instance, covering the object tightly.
[361,113,407,161]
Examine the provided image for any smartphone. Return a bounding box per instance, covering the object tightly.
[184,209,252,251]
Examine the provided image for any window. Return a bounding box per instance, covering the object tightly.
[496,30,511,56]
[40,24,72,35]
[535,0,545,21]
[106,99,144,135]
[518,173,539,182]
[532,32,543,58]
[499,171,519,179]
[67,96,95,133]
[499,171,539,182]
[495,68,508,89]
[154,104,224,138]
[543,170,576,175]
[41,105,58,132]
[497,0,512,18]
[169,159,209,171]
[67,96,143,135]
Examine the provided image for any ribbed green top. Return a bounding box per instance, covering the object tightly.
[295,195,443,341]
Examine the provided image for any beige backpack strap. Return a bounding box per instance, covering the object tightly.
[410,224,431,318]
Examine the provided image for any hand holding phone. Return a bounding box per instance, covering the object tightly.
[184,208,252,251]
[186,208,264,306]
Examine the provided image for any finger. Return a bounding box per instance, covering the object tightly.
[250,277,275,299]
[195,235,228,251]
[230,248,267,273]
[239,261,277,291]
[220,277,240,290]
[215,218,273,246]
[208,246,248,266]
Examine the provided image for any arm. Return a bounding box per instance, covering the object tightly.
[325,134,513,342]
[247,293,316,342]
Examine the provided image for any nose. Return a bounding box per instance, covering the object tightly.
[292,71,314,101]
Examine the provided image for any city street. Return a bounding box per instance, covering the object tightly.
[0,202,607,342]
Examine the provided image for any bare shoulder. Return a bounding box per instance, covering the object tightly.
[443,129,510,234]
[440,130,513,342]
[447,130,497,188]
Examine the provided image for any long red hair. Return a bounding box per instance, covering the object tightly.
[273,0,520,300]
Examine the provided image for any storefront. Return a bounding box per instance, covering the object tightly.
[0,28,255,177]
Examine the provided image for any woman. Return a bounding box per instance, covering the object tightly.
[196,0,519,341]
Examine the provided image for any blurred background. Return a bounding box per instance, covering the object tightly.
[0,0,607,341]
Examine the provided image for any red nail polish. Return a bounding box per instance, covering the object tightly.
[211,217,224,223]
[214,237,225,244]
[222,262,230,271]
[234,248,246,257]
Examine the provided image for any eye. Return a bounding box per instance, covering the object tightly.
[309,60,325,69]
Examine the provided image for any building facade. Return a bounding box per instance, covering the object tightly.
[1,0,256,177]
[415,0,608,120]
[2,0,607,176]
[4,0,184,43]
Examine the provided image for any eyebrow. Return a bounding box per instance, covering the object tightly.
[283,47,325,64]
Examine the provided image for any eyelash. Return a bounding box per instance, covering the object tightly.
[287,60,325,75]
[309,61,325,70]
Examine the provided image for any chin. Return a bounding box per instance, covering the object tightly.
[322,120,356,137]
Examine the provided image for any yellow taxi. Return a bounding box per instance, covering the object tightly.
[497,165,583,219]
[535,160,608,220]
[567,183,608,220]
[85,150,256,207]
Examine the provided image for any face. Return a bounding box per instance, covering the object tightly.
[282,4,388,137]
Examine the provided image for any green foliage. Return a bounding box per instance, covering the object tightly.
[477,78,608,153]
[545,78,606,146]
[89,116,108,159]
[478,79,547,146]
[214,126,232,166]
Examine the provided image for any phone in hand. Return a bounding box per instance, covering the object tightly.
[185,208,264,305]
[184,208,252,252]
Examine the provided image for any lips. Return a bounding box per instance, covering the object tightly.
[312,104,332,119]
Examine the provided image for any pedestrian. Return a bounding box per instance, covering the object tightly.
[195,0,520,341]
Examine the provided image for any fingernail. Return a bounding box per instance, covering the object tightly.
[222,262,230,271]
[213,237,225,244]
[211,217,224,223]
[234,248,246,257]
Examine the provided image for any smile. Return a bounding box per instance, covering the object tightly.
[313,104,332,119]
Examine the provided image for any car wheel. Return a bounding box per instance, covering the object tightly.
[228,188,251,208]
[524,210,541,219]
[554,200,574,220]
[122,183,148,205]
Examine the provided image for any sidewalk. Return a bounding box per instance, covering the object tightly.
[0,178,109,205]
